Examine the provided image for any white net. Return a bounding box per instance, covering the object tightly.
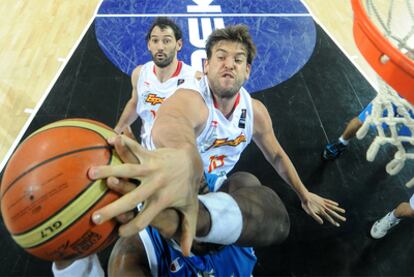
[355,0,414,187]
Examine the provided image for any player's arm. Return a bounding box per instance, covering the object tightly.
[251,99,346,226]
[152,88,207,149]
[90,89,209,256]
[114,65,142,134]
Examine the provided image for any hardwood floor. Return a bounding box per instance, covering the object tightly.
[0,0,102,170]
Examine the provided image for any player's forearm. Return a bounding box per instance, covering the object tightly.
[273,153,309,201]
[152,110,203,175]
[152,110,198,148]
[115,100,138,132]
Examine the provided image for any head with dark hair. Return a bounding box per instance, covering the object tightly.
[204,25,256,99]
[146,17,183,68]
[205,24,256,65]
[146,17,182,42]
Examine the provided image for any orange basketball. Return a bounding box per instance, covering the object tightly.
[0,118,121,261]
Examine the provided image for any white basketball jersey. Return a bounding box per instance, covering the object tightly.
[136,61,197,149]
[179,76,254,176]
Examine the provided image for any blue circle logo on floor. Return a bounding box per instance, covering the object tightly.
[95,0,316,93]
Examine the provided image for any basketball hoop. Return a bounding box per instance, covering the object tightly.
[352,0,414,187]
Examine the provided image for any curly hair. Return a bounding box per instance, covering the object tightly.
[205,24,257,65]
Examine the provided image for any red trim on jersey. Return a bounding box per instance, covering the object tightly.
[153,61,183,77]
[213,92,241,118]
[171,61,183,77]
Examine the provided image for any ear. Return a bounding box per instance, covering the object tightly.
[147,41,151,51]
[203,59,209,74]
[176,39,183,52]
[245,64,251,80]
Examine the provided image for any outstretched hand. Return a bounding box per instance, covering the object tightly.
[301,192,346,226]
[88,135,202,256]
[106,177,181,240]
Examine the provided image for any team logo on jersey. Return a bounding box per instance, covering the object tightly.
[169,257,184,273]
[208,154,226,173]
[238,109,247,129]
[177,79,185,86]
[145,93,165,106]
[206,133,246,150]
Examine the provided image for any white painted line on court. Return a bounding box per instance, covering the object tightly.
[0,0,104,173]
[96,13,311,17]
[24,108,34,114]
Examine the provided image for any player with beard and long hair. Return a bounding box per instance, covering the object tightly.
[114,17,203,144]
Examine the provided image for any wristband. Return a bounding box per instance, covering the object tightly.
[195,192,242,245]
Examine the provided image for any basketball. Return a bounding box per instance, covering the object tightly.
[0,118,121,261]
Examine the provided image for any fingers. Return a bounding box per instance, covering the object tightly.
[323,198,346,224]
[115,211,135,224]
[106,177,137,195]
[323,199,339,206]
[319,209,338,227]
[88,163,151,180]
[179,202,198,257]
[309,210,324,225]
[107,134,151,164]
[123,126,137,140]
[325,202,346,214]
[92,184,154,225]
[118,198,165,237]
[111,135,141,164]
[325,206,347,223]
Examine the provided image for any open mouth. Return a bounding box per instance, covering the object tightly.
[156,53,166,59]
[222,73,234,79]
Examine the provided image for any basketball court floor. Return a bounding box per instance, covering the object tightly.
[0,0,413,276]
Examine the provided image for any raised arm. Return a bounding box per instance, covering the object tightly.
[90,89,208,256]
[114,65,142,134]
[251,99,346,226]
[151,88,207,149]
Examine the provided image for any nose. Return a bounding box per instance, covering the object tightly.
[155,41,165,52]
[224,57,235,69]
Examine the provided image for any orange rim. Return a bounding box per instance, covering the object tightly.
[351,0,414,105]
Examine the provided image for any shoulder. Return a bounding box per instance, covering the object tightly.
[166,88,207,113]
[159,87,208,127]
[194,71,204,80]
[252,98,266,111]
[131,64,144,84]
[251,98,272,131]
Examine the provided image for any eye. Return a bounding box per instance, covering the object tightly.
[235,57,245,64]
[151,38,159,44]
[163,38,171,44]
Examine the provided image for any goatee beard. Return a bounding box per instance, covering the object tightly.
[153,54,174,68]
